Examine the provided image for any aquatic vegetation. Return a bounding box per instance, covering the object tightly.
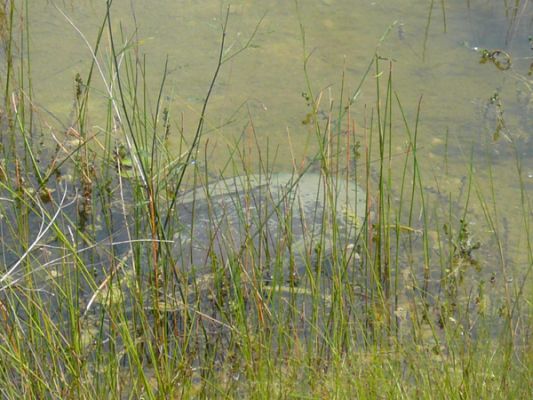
[479,48,512,71]
[0,1,530,399]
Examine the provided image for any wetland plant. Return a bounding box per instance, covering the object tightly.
[0,2,530,399]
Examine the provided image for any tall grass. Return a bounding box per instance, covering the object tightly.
[0,1,531,398]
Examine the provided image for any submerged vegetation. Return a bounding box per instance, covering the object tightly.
[0,1,531,398]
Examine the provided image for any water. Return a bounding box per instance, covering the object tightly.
[27,3,532,156]
[3,0,531,307]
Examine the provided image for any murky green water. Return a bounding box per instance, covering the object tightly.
[29,2,532,150]
[24,0,531,270]
[28,2,531,155]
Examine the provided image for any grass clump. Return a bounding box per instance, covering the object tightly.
[0,1,531,399]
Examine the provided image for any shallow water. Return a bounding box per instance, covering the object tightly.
[22,1,531,268]
[28,2,532,145]
[0,1,527,308]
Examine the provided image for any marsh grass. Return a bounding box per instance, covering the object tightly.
[0,1,531,399]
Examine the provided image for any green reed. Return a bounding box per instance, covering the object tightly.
[0,1,530,398]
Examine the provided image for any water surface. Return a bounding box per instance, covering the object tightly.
[24,0,531,260]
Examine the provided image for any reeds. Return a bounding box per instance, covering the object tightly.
[0,1,530,398]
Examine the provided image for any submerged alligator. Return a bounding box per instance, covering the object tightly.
[171,173,368,284]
